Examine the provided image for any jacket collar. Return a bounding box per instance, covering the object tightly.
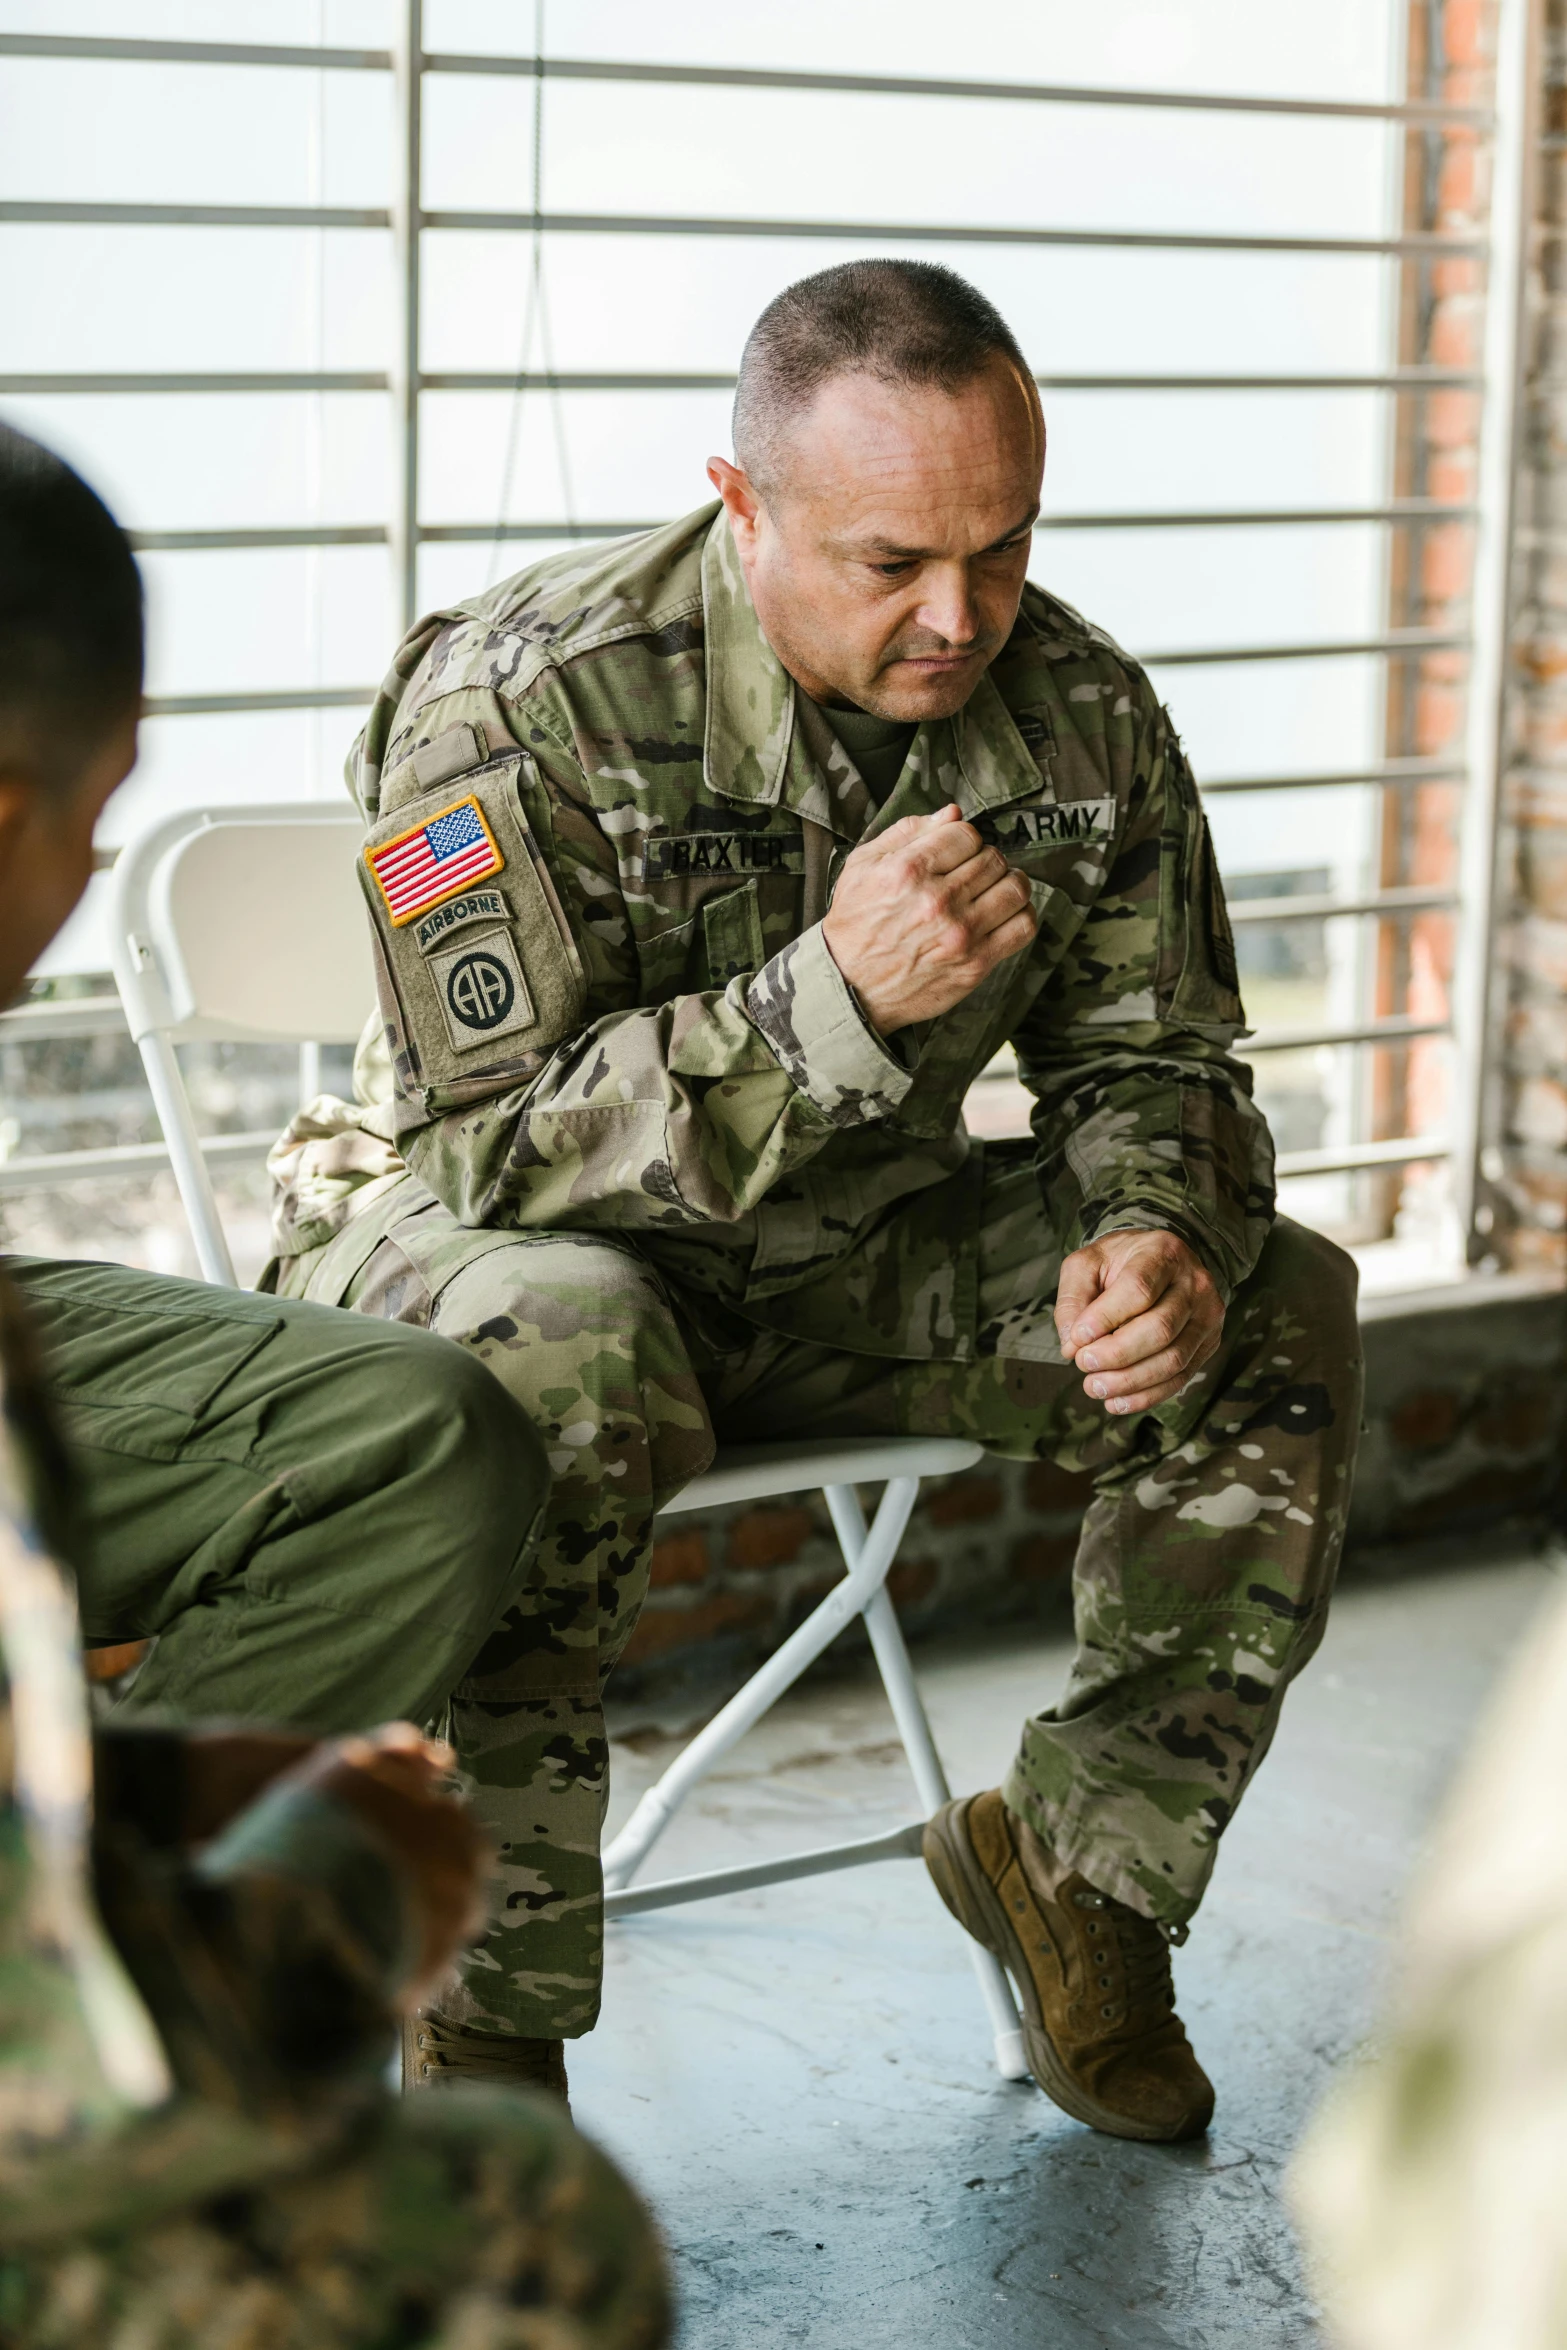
[700,508,1047,839]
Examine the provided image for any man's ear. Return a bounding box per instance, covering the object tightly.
[706,456,764,560]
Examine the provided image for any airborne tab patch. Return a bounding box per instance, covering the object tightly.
[413,888,509,955]
[976,798,1117,853]
[642,830,806,883]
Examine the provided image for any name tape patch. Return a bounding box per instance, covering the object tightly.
[642,830,806,883]
[414,887,509,955]
[425,928,535,1052]
[366,794,504,926]
[976,798,1117,852]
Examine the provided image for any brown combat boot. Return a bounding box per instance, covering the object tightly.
[923,1788,1213,2143]
[403,2014,570,2107]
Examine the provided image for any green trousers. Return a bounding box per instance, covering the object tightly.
[6,1256,550,1747]
[272,1146,1364,2043]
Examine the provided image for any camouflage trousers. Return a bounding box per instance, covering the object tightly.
[274,1154,1362,2041]
[0,2091,669,2350]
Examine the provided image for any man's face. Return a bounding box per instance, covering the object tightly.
[0,712,137,1005]
[709,352,1045,720]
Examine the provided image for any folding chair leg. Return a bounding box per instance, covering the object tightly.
[856,1542,1030,2083]
[603,1475,923,1891]
[604,1467,1030,2083]
[138,1032,237,1286]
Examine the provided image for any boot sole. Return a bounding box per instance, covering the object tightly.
[922,1797,1208,2145]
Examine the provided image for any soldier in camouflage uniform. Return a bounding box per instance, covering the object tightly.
[268,261,1363,2140]
[0,422,669,2346]
[0,1269,668,2349]
[1292,1579,1567,2350]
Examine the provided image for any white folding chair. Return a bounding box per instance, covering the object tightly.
[607,1438,1028,2080]
[109,803,1028,2080]
[106,802,375,1286]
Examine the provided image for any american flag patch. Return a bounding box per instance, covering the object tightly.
[366,795,505,926]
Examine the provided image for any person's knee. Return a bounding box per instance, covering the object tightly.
[1257,1215,1360,1349]
[432,1235,714,1501]
[350,1317,551,1588]
[420,1333,550,1539]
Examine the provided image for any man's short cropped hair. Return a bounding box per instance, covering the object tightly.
[0,421,143,787]
[732,258,1031,496]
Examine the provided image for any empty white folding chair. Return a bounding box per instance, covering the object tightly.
[109,802,1027,2079]
[107,802,375,1286]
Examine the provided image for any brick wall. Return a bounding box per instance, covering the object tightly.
[1495,0,1567,1269]
[1375,1,1489,1230]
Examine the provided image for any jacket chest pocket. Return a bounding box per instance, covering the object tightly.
[637,878,771,1001]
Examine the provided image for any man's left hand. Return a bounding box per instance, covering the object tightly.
[1055,1229,1224,1414]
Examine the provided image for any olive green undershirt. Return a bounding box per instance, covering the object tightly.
[817,700,918,806]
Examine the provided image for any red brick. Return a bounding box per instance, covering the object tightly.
[1023,1459,1094,1515]
[84,1639,151,1684]
[1388,1388,1464,1453]
[1426,451,1476,504]
[1430,255,1483,301]
[1424,386,1481,448]
[1442,0,1487,68]
[1471,1376,1558,1454]
[888,1556,939,1609]
[1420,520,1474,603]
[648,1529,710,1589]
[1396,1463,1553,1534]
[925,1473,1003,1527]
[726,1504,818,1571]
[621,1589,773,1666]
[1414,678,1464,755]
[1010,1531,1078,1584]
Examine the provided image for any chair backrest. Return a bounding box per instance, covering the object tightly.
[108,803,375,1046]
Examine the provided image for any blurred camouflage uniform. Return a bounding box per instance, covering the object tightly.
[266,501,1364,2042]
[1292,1575,1567,2350]
[0,1263,669,2348]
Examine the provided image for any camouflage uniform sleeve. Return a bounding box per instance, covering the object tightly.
[392,707,914,1232]
[1011,688,1275,1300]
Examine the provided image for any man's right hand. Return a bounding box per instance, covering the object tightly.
[821,802,1037,1034]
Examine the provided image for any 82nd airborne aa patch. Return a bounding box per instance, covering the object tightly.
[424,928,536,1051]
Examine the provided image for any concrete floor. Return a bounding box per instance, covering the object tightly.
[572,1552,1557,2348]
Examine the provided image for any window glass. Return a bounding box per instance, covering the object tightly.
[425,0,1395,106]
[6,0,1471,1280]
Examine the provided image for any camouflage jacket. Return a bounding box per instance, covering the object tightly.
[0,1267,411,2245]
[320,502,1272,1353]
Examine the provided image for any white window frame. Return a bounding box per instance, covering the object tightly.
[0,2,1536,1269]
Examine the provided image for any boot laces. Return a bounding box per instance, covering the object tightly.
[1073,1888,1179,2020]
[1112,1905,1177,2014]
[414,2018,565,2089]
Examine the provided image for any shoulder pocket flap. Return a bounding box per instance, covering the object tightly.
[359,756,587,1090]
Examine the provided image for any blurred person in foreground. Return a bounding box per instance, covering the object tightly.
[1292,1569,1567,2349]
[0,419,668,2348]
[267,258,1363,2141]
